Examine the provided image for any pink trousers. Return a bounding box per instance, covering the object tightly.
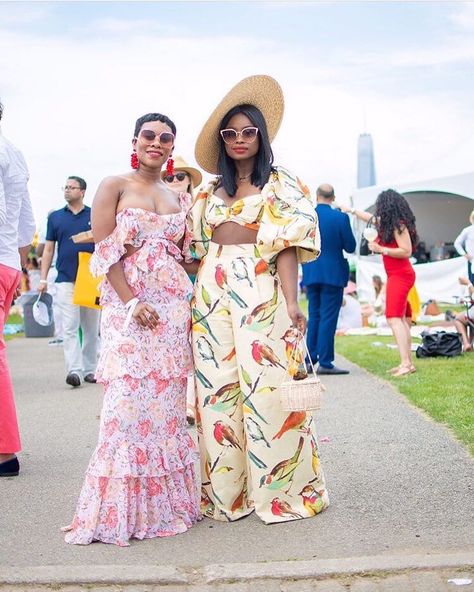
[0,263,22,454]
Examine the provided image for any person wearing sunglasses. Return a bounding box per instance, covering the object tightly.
[161,156,203,426]
[63,113,200,546]
[184,75,329,525]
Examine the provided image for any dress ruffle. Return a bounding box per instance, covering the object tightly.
[88,430,199,478]
[63,464,200,546]
[63,388,200,546]
[90,210,142,278]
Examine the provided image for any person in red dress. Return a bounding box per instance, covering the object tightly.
[342,189,418,377]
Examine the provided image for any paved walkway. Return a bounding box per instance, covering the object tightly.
[0,337,473,590]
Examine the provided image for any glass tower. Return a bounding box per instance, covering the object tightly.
[357,133,376,188]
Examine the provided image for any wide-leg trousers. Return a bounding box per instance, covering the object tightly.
[0,263,22,454]
[192,243,329,524]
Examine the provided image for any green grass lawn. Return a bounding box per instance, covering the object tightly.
[336,334,474,455]
[4,312,24,341]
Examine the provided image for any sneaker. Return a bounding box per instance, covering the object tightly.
[84,373,97,384]
[66,372,82,387]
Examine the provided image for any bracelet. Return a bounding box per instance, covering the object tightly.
[39,279,48,284]
[123,297,140,332]
[124,297,139,310]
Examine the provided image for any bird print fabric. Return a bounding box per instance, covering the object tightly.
[192,241,329,524]
[184,166,320,266]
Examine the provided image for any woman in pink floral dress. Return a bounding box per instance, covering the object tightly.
[62,113,200,546]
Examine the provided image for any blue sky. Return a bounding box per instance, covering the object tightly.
[1,1,473,223]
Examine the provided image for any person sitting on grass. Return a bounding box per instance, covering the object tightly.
[453,277,474,352]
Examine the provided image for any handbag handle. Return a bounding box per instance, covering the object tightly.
[364,215,376,230]
[287,329,316,377]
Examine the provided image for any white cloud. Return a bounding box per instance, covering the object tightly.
[0,3,51,25]
[449,2,474,31]
[89,17,181,35]
[0,14,473,227]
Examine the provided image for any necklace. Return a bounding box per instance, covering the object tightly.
[237,173,251,182]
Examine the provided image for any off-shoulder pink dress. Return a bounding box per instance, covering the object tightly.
[63,197,200,546]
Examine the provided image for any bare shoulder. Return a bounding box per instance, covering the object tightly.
[97,174,131,193]
[94,174,132,206]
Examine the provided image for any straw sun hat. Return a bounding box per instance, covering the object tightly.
[161,155,203,188]
[194,74,285,174]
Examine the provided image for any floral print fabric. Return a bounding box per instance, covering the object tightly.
[63,201,200,546]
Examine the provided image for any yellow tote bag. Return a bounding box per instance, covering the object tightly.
[73,251,102,310]
[407,284,421,321]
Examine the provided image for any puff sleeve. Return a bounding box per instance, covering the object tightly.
[184,182,215,262]
[257,167,320,264]
[90,211,142,277]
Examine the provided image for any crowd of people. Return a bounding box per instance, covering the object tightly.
[1,73,466,546]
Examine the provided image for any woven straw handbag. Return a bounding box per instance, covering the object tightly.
[280,331,325,412]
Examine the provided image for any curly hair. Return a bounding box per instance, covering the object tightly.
[374,189,418,247]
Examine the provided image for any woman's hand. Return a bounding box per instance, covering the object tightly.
[287,302,307,334]
[132,301,160,330]
[368,241,383,254]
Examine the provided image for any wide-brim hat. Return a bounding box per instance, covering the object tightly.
[161,155,202,188]
[194,74,285,174]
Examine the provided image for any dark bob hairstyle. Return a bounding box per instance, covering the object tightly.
[217,104,274,197]
[134,113,176,138]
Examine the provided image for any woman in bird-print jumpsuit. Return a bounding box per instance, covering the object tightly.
[184,75,329,524]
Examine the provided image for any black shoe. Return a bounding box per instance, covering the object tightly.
[0,456,20,477]
[84,373,97,384]
[317,365,350,375]
[66,372,82,387]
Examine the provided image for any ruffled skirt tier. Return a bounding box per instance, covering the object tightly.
[63,375,200,546]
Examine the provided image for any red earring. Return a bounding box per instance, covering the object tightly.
[166,157,174,176]
[131,152,139,170]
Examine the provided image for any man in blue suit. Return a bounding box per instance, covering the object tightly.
[302,184,356,374]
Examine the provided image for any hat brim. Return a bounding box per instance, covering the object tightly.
[194,75,284,175]
[161,166,202,188]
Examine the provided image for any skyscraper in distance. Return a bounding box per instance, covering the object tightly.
[357,133,376,188]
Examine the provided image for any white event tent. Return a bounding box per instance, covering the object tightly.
[350,171,474,304]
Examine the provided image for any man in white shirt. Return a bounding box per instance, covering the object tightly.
[454,210,474,284]
[0,100,36,477]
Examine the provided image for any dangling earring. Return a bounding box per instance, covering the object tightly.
[166,157,174,177]
[131,152,139,170]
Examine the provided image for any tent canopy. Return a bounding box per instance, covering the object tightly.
[351,171,474,255]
